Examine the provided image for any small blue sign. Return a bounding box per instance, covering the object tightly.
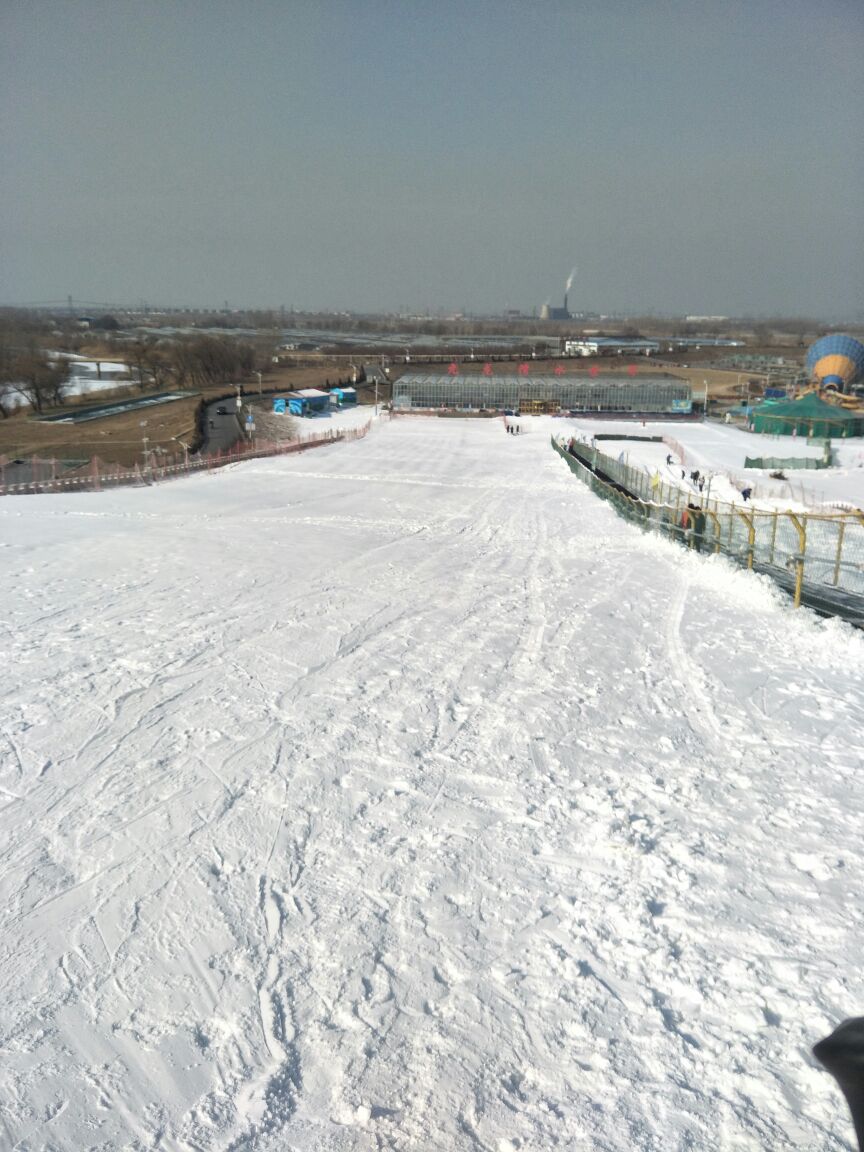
[273,398,286,414]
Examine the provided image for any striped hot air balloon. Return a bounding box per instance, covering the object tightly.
[806,334,864,392]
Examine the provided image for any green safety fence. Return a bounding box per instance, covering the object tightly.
[743,455,828,471]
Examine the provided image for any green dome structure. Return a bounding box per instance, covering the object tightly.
[750,393,864,438]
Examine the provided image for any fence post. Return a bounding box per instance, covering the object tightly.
[705,509,722,554]
[832,521,846,587]
[786,512,807,608]
[735,510,756,568]
[769,511,778,566]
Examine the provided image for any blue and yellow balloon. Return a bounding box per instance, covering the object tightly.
[806,334,864,391]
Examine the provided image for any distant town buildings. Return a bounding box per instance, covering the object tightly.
[539,299,571,322]
[538,291,602,323]
[563,337,659,357]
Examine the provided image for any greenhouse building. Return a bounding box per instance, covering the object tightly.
[392,373,693,415]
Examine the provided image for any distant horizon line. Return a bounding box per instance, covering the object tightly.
[1,301,860,327]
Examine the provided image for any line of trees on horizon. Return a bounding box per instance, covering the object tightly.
[2,305,855,342]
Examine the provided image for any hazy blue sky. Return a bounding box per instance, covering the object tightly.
[2,1,862,318]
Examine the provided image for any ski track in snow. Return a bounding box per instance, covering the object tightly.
[0,416,862,1151]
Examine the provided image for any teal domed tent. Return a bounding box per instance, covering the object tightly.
[750,393,864,438]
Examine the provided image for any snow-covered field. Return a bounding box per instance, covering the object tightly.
[3,361,134,411]
[293,404,377,439]
[555,416,864,511]
[1,416,862,1150]
[64,362,133,398]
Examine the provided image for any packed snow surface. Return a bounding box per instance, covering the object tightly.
[1,416,863,1151]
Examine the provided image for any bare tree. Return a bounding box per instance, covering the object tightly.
[0,329,16,418]
[0,381,16,419]
[0,327,71,413]
[166,335,256,388]
[145,344,173,391]
[129,339,153,392]
[8,351,70,414]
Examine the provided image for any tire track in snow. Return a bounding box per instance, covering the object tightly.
[663,567,727,749]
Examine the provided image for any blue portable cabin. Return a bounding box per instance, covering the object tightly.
[287,388,331,416]
[330,386,358,407]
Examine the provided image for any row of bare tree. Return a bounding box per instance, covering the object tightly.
[0,324,261,417]
[124,335,257,391]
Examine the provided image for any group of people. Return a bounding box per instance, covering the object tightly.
[666,453,708,494]
[506,423,523,435]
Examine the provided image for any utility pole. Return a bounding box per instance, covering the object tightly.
[374,376,379,415]
[173,436,189,468]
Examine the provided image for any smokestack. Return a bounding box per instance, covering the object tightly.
[564,292,568,317]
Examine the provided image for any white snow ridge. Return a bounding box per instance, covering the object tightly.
[1,415,862,1151]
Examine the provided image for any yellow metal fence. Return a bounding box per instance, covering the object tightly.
[552,437,864,610]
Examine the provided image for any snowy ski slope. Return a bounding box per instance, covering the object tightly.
[1,416,862,1150]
